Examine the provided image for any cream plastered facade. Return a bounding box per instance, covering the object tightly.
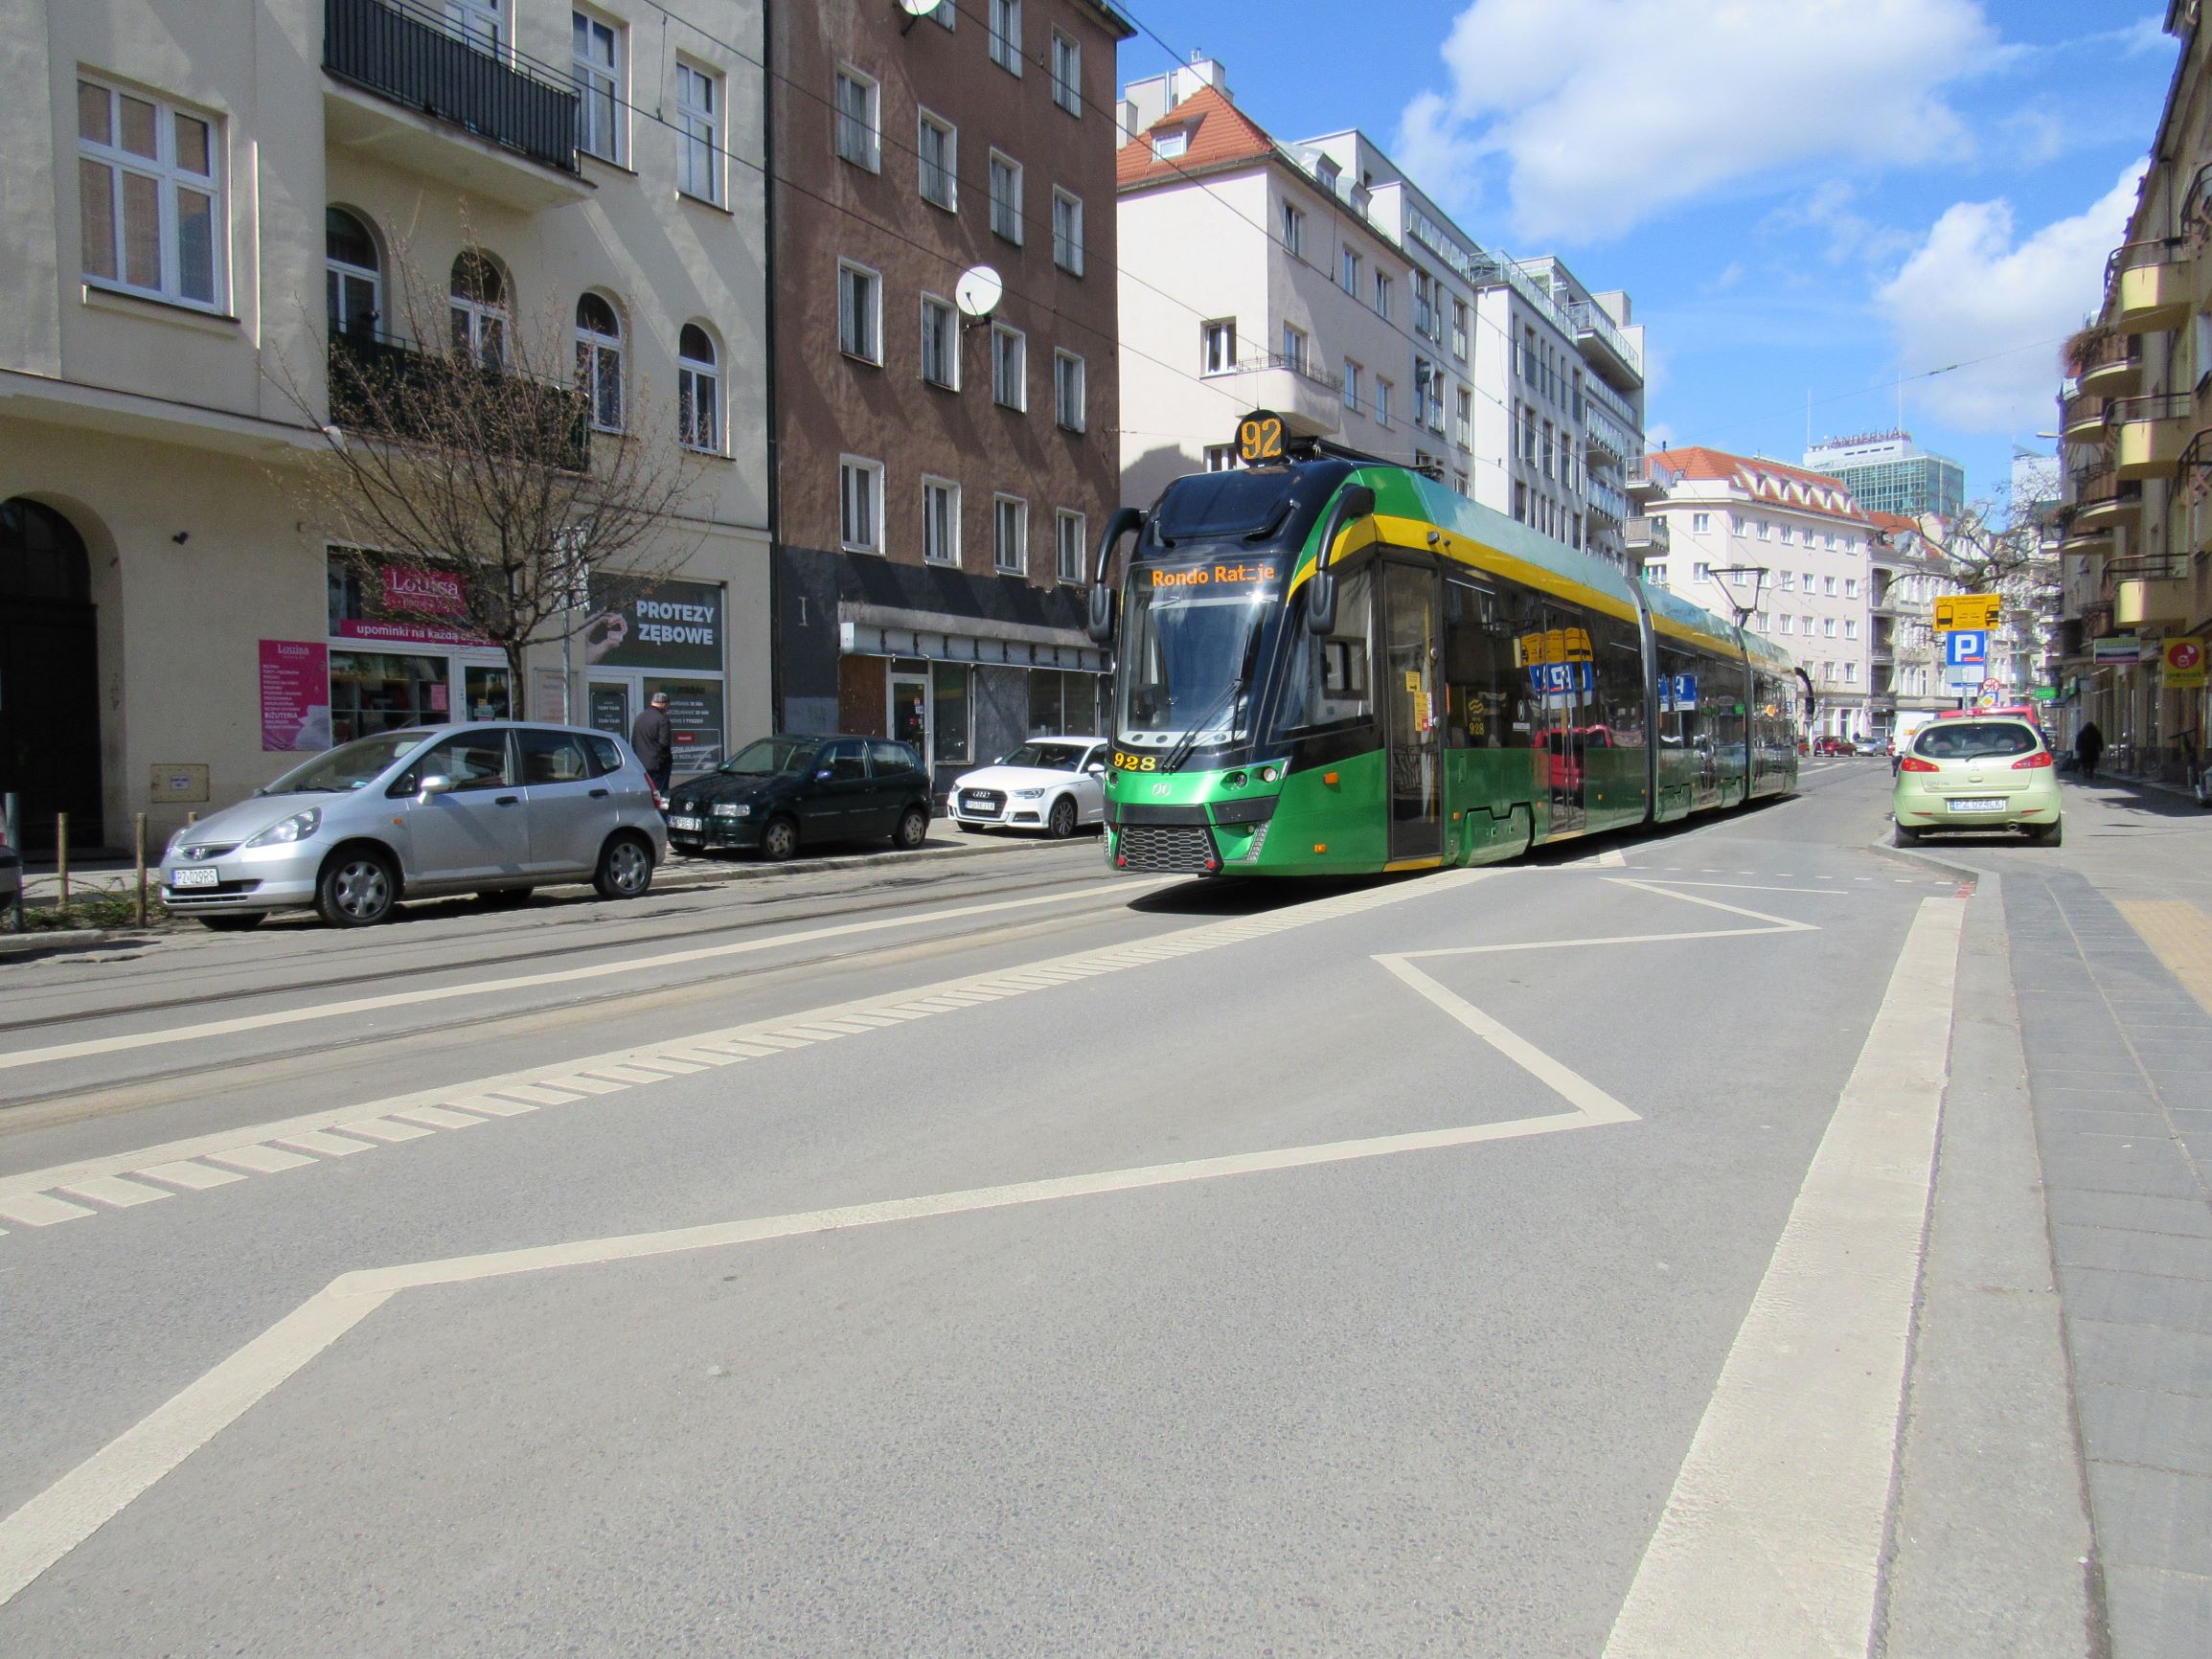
[1,0,767,850]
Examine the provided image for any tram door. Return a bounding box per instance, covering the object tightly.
[1529,606,1588,836]
[1381,561,1443,861]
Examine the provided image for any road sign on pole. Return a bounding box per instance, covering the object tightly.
[1944,629,1989,668]
[1934,593,2002,631]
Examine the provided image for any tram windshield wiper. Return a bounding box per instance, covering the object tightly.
[1161,615,1263,772]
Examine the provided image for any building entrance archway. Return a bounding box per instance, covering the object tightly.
[1,497,104,851]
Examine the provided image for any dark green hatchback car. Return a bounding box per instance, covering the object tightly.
[665,735,932,861]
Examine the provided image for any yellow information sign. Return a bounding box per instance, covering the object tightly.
[2164,637,2206,691]
[1934,593,2001,631]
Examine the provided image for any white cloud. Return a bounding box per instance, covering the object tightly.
[1399,0,1999,243]
[1875,164,2146,433]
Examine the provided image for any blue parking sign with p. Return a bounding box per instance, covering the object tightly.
[1945,629,1988,667]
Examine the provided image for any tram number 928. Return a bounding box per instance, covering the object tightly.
[1111,750,1160,772]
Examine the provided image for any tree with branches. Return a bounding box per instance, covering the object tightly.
[276,237,700,705]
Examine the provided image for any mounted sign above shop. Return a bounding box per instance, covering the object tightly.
[583,576,723,671]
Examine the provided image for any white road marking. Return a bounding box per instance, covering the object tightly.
[445,1094,538,1119]
[134,1161,244,1192]
[0,880,1168,1075]
[203,1145,316,1176]
[56,1176,172,1210]
[0,872,1497,1239]
[0,1193,95,1227]
[486,1083,584,1106]
[1630,880,1855,897]
[0,956,1635,1607]
[1602,898,1967,1659]
[272,1130,376,1158]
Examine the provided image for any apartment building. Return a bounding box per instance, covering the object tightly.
[1635,446,1876,739]
[1114,59,1649,566]
[1804,431,1966,522]
[767,0,1133,789]
[2053,0,2212,781]
[0,0,769,852]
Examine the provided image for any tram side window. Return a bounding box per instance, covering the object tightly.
[1276,562,1374,730]
[1656,645,1699,749]
[1592,615,1646,750]
[1443,580,1528,747]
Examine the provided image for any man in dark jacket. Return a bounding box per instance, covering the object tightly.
[630,692,673,800]
[2075,720,2104,784]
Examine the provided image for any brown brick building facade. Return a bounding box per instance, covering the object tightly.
[768,0,1131,789]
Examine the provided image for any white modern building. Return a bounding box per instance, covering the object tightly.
[1636,446,1877,740]
[1114,58,1648,564]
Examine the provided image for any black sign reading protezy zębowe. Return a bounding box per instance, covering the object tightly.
[582,577,724,672]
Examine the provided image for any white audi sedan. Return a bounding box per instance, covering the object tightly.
[946,738,1109,838]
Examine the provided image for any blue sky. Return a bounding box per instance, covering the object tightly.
[1115,1,2178,508]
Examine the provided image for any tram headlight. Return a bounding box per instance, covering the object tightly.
[1223,770,1248,789]
[1259,764,1281,784]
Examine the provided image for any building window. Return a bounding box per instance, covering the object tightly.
[1280,322,1308,374]
[1050,30,1081,115]
[1343,359,1361,412]
[1341,248,1361,294]
[920,293,958,389]
[1845,577,1859,599]
[1756,611,1769,631]
[675,60,719,204]
[923,476,960,566]
[448,251,507,367]
[1376,377,1392,427]
[1778,615,1792,635]
[77,78,222,307]
[988,0,1022,75]
[1844,662,1859,684]
[834,66,879,171]
[1052,189,1083,275]
[1803,571,1814,591]
[326,207,381,340]
[992,323,1026,409]
[1844,619,1859,640]
[1730,514,1745,535]
[1453,470,1470,496]
[836,261,880,363]
[1280,200,1305,258]
[1054,350,1085,431]
[1693,561,1711,580]
[1152,128,1188,161]
[1823,575,1836,596]
[1803,616,1815,637]
[572,11,622,163]
[1779,571,1794,591]
[1413,271,1434,339]
[1648,564,1667,585]
[1373,272,1392,319]
[574,291,623,432]
[1451,299,1469,360]
[993,493,1027,573]
[1203,444,1235,471]
[918,111,956,210]
[1455,388,1471,447]
[1413,358,1433,427]
[678,323,719,451]
[990,150,1023,243]
[1779,525,1792,544]
[1822,617,1836,638]
[1756,520,1770,539]
[1056,509,1085,583]
[1691,511,1710,534]
[1202,319,1236,375]
[840,457,883,553]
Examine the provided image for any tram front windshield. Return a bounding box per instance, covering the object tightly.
[1116,579,1276,748]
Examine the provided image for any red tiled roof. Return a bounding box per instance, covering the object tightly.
[1116,84,1278,191]
[1645,444,1871,522]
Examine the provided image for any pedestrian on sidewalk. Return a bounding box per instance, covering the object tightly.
[630,692,673,804]
[2074,720,2104,783]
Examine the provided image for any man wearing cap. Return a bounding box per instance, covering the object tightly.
[630,691,673,803]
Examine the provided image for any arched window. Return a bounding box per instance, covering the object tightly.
[326,209,380,341]
[678,323,719,452]
[575,292,624,432]
[449,251,507,367]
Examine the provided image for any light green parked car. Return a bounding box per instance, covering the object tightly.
[1893,716,2063,845]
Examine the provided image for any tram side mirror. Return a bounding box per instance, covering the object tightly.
[1087,581,1116,646]
[1305,485,1376,635]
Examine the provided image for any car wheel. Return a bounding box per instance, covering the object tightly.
[761,815,800,862]
[2032,818,2063,847]
[594,833,654,899]
[1046,795,1079,839]
[1894,825,1923,846]
[892,806,929,850]
[196,913,263,933]
[316,849,398,927]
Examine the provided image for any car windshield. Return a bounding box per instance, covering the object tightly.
[1117,580,1269,747]
[1914,722,2039,760]
[999,742,1089,771]
[721,738,818,777]
[259,730,435,795]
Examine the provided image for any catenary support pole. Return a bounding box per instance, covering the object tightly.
[56,815,68,910]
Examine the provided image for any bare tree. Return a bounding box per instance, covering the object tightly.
[274,235,700,696]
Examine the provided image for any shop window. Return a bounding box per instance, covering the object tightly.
[1028,670,1098,736]
[932,663,970,764]
[328,651,448,744]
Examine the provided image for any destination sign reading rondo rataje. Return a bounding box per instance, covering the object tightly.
[1148,560,1280,589]
[1237,409,1288,465]
[1934,593,2001,631]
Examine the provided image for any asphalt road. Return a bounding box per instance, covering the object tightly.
[0,763,2073,1655]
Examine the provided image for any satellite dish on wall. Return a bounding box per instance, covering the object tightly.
[954,265,1004,322]
[898,0,943,28]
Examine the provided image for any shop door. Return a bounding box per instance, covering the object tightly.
[1381,562,1442,862]
[0,499,103,851]
[586,680,632,744]
[889,673,929,757]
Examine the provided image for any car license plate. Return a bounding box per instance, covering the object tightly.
[1948,798,2006,813]
[170,866,219,888]
[670,815,703,831]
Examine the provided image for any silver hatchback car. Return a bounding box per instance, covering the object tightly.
[160,722,669,930]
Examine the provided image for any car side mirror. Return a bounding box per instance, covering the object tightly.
[1085,762,1106,777]
[417,773,456,800]
[816,768,833,781]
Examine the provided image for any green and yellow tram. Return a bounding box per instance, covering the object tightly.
[1085,420,1804,877]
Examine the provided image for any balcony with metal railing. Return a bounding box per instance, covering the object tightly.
[2074,329,2143,396]
[323,0,587,209]
[1586,478,1629,524]
[328,330,588,467]
[1218,351,1342,437]
[1624,515,1668,553]
[1562,297,1642,389]
[1584,403,1635,464]
[2071,459,2142,531]
[2110,391,2193,480]
[2105,238,2193,331]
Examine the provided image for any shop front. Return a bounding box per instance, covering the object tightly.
[578,575,730,777]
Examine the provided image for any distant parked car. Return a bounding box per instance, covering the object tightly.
[159,722,667,930]
[666,735,932,861]
[1813,735,1859,756]
[946,738,1109,837]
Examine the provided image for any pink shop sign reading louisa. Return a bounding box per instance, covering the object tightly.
[334,565,486,647]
